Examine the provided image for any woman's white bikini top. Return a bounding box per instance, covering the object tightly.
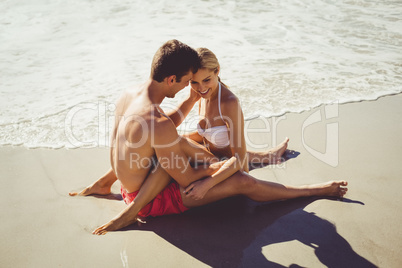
[197,82,230,147]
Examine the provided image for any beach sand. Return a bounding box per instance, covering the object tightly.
[1,94,401,267]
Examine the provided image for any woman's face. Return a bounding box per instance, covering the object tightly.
[190,68,219,99]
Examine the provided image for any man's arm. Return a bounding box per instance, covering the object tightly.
[153,118,220,187]
[167,89,200,127]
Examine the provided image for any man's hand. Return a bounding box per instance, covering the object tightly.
[183,179,212,200]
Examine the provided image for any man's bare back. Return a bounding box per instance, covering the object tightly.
[111,84,162,193]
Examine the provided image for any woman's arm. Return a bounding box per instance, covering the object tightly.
[182,130,204,144]
[167,89,200,127]
[223,96,249,173]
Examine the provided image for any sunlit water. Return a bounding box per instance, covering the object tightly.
[1,0,401,148]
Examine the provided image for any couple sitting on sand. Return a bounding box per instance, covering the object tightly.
[70,40,348,235]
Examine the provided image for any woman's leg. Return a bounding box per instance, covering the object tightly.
[179,136,219,164]
[184,132,290,166]
[247,137,290,165]
[183,131,289,166]
[182,171,347,208]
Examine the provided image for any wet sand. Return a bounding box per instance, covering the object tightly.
[1,94,401,267]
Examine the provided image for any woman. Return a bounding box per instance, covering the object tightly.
[185,48,289,173]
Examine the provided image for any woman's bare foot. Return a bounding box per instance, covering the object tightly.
[69,182,112,196]
[248,137,290,165]
[271,137,289,163]
[265,137,290,164]
[310,180,348,198]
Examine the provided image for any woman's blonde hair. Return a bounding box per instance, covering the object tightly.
[196,48,228,87]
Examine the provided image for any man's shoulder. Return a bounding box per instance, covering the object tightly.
[117,87,139,101]
[151,111,179,146]
[115,89,154,117]
[153,111,175,130]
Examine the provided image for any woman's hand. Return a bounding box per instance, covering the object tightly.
[189,87,201,102]
[184,179,212,200]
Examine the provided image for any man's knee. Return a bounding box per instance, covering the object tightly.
[179,136,192,145]
[178,136,191,152]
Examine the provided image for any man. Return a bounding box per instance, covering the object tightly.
[70,40,236,233]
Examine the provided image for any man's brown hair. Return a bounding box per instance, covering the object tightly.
[151,40,200,82]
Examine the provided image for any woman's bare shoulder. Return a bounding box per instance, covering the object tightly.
[221,86,240,109]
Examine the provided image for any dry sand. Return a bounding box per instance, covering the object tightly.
[1,94,401,267]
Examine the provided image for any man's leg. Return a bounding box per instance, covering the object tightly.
[110,140,224,221]
[93,162,171,235]
[182,171,347,208]
[119,138,222,219]
[71,137,214,196]
[92,139,226,235]
[69,168,117,196]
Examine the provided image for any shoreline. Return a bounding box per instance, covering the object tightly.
[1,94,401,267]
[1,92,401,150]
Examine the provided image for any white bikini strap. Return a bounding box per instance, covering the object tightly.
[218,82,224,120]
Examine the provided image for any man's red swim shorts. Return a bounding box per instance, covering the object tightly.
[120,182,189,218]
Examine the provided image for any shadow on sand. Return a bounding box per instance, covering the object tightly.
[123,196,375,267]
[105,151,374,267]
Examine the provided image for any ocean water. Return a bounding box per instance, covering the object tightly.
[1,0,401,148]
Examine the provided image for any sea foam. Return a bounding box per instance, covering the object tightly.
[1,0,401,148]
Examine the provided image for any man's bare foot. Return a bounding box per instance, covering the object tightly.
[69,182,112,196]
[93,219,131,235]
[310,180,348,198]
[92,215,145,235]
[267,137,290,164]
